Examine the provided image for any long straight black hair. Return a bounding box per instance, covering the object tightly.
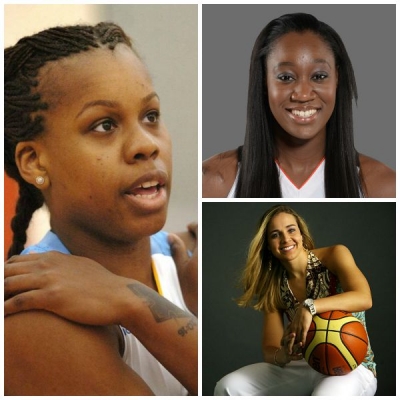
[235,13,364,198]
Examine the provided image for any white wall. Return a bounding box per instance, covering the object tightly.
[5,4,198,244]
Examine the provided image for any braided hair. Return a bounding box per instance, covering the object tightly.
[5,22,133,258]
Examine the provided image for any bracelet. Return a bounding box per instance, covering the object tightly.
[273,347,286,368]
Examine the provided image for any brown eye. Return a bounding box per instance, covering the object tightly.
[145,110,160,124]
[93,119,116,133]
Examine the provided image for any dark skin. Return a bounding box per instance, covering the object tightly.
[5,44,198,395]
[202,149,396,198]
[202,31,396,198]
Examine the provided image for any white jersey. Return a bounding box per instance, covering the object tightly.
[227,159,325,198]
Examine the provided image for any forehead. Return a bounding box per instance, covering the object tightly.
[267,31,335,68]
[37,44,152,109]
[268,212,298,231]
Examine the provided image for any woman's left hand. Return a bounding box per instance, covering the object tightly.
[169,222,198,317]
[284,305,313,349]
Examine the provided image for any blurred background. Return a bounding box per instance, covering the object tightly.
[4,4,198,254]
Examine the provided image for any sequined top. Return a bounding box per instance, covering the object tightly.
[280,250,376,376]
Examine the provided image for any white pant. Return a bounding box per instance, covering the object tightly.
[214,360,377,396]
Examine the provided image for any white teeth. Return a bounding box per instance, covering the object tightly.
[282,245,295,251]
[291,109,317,118]
[134,192,158,199]
[140,181,158,189]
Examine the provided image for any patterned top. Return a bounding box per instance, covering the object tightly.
[280,250,376,376]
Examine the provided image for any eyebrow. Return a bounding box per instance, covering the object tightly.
[273,58,332,71]
[75,92,159,119]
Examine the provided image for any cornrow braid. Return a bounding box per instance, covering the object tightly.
[5,22,133,258]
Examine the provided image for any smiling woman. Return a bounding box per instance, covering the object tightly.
[202,13,395,198]
[214,204,377,396]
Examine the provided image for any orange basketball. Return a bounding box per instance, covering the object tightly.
[303,311,368,376]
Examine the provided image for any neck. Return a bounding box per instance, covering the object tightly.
[282,249,309,280]
[274,127,326,171]
[51,225,155,287]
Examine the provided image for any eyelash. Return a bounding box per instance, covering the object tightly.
[270,228,296,239]
[277,73,328,82]
[145,110,161,124]
[91,110,161,134]
[92,119,117,133]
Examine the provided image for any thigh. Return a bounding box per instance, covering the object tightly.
[214,360,316,396]
[312,365,377,396]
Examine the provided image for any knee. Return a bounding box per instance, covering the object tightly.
[214,373,238,396]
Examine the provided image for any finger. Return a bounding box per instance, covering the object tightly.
[4,290,47,316]
[168,233,190,267]
[5,252,44,264]
[187,222,198,239]
[4,261,37,279]
[287,333,296,355]
[4,274,42,299]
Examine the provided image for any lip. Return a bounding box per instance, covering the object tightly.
[286,106,321,124]
[123,170,169,213]
[280,244,296,252]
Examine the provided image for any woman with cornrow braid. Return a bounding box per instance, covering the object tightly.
[4,22,197,395]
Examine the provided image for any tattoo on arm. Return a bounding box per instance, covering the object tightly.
[178,317,198,337]
[127,282,189,323]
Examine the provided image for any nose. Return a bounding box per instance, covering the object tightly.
[124,126,159,163]
[280,232,290,243]
[290,78,316,102]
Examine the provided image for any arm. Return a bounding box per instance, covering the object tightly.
[313,245,372,313]
[262,309,303,367]
[5,310,154,395]
[287,245,372,346]
[359,153,396,198]
[202,149,238,198]
[4,252,197,394]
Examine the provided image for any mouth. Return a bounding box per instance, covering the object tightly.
[286,107,320,123]
[123,170,169,212]
[280,244,295,252]
[127,180,164,199]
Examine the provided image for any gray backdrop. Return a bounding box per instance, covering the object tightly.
[202,202,395,396]
[202,4,396,171]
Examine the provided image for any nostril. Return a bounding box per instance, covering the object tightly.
[134,153,146,160]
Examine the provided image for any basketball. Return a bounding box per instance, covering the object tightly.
[303,310,368,376]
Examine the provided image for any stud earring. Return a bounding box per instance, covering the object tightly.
[35,176,45,185]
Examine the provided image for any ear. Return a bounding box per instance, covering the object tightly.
[15,141,50,189]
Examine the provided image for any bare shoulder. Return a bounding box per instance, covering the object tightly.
[359,153,396,198]
[202,149,239,198]
[5,311,152,395]
[312,245,353,270]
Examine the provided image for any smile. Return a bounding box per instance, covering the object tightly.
[291,109,317,118]
[280,245,295,251]
[286,107,320,123]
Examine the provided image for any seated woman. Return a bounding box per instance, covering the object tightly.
[202,13,395,198]
[214,205,376,395]
[4,22,197,395]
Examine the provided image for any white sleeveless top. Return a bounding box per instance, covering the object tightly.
[227,159,326,198]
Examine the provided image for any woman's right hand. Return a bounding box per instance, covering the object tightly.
[278,331,304,364]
